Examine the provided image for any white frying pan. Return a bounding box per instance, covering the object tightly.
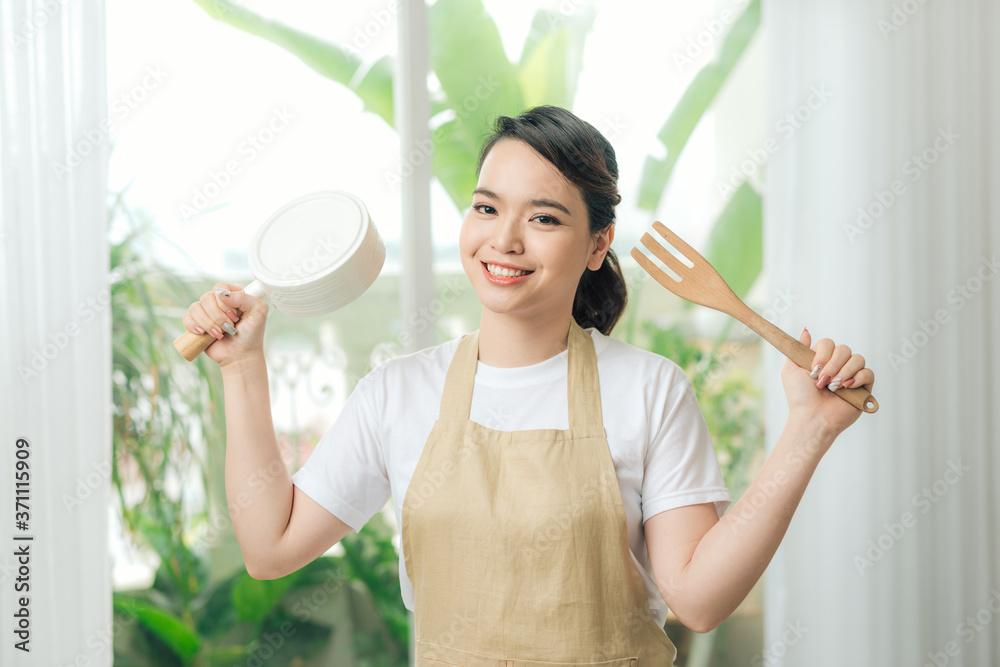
[174,190,385,361]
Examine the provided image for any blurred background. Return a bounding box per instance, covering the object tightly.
[1,0,997,665]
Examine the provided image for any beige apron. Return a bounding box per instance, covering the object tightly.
[401,318,677,666]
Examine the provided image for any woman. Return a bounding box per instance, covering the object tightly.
[182,106,875,665]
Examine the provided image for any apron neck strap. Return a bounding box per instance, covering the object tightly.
[438,319,604,431]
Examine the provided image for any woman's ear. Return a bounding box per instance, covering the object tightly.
[587,225,614,271]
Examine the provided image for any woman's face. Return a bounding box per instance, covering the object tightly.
[459,139,613,323]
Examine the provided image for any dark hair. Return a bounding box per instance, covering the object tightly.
[475,105,628,335]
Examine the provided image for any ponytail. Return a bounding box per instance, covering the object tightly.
[573,247,627,335]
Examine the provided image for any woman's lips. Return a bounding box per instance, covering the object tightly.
[481,261,533,284]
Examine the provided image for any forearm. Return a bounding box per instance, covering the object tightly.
[674,416,837,630]
[220,353,293,569]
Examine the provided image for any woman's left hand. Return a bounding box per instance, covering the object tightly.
[781,327,876,436]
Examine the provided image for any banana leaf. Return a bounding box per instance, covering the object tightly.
[637,0,760,210]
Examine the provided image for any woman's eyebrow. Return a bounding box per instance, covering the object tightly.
[529,199,571,215]
[473,187,499,200]
[473,188,571,216]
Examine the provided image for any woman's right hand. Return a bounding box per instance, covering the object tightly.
[182,282,269,367]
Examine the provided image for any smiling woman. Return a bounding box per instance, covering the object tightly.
[190,104,735,665]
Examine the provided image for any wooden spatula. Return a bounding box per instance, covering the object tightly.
[631,221,878,414]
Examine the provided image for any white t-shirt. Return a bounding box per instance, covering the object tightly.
[291,325,732,626]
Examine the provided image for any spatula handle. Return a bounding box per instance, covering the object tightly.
[728,300,879,414]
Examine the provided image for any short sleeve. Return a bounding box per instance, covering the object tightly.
[641,372,732,521]
[291,374,391,532]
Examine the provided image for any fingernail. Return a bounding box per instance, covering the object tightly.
[211,327,224,340]
[842,377,855,388]
[227,309,240,323]
[809,364,822,379]
[222,321,237,335]
[816,374,830,389]
[827,377,842,392]
[215,288,231,297]
[193,325,206,335]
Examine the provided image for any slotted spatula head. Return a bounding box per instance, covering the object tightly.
[632,221,743,316]
[631,221,878,414]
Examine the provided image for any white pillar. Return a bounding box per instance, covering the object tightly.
[395,0,435,354]
[0,0,112,664]
[394,2,432,662]
[762,0,1000,664]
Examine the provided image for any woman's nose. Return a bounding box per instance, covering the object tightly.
[490,215,523,253]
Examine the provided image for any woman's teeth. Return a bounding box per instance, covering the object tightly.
[486,263,531,277]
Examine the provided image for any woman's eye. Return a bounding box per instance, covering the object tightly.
[534,215,560,225]
[473,203,496,215]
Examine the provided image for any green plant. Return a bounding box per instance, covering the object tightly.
[112,513,406,666]
[109,185,408,664]
[637,0,761,213]
[110,181,224,617]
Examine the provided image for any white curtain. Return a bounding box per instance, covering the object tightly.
[0,0,111,665]
[762,0,999,665]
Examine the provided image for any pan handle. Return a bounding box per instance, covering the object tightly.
[243,280,265,298]
[172,280,268,362]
